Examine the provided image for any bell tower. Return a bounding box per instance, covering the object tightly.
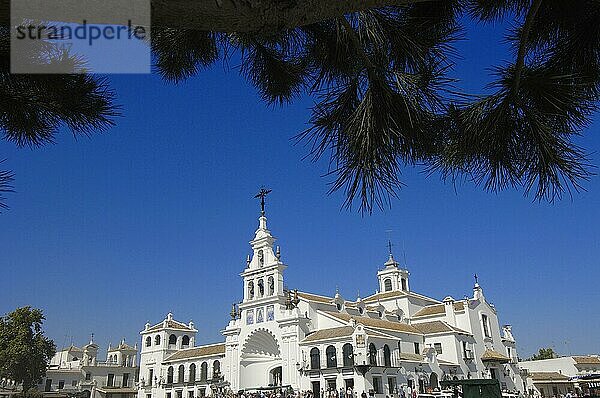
[377,242,410,293]
[239,189,287,320]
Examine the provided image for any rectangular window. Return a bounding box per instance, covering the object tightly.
[45,379,52,392]
[462,342,474,360]
[177,391,182,398]
[72,380,78,387]
[107,374,114,387]
[85,373,91,381]
[246,310,254,325]
[266,305,274,321]
[167,393,172,398]
[482,314,491,338]
[490,368,497,380]
[58,380,65,390]
[414,342,420,355]
[434,343,443,355]
[199,389,206,397]
[188,391,194,398]
[388,377,397,395]
[373,377,382,394]
[147,395,152,398]
[123,373,130,387]
[257,308,264,323]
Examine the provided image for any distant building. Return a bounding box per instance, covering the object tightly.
[0,378,19,398]
[137,204,525,398]
[39,338,139,398]
[519,356,600,397]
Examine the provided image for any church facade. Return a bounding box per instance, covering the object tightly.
[138,207,524,398]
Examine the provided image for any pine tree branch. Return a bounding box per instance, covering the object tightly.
[339,17,375,71]
[513,0,543,93]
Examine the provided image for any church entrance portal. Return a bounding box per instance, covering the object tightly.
[239,329,282,389]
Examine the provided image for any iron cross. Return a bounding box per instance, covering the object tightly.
[254,187,272,216]
[474,273,479,284]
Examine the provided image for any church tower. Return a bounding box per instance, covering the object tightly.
[377,244,410,293]
[223,189,302,392]
[239,188,287,319]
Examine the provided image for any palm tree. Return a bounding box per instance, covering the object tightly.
[2,0,599,213]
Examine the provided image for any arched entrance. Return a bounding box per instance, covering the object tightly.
[239,328,282,389]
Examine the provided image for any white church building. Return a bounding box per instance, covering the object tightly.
[138,201,524,398]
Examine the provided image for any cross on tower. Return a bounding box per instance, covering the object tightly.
[387,240,394,256]
[474,273,479,284]
[254,187,272,216]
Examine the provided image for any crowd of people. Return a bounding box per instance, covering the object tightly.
[216,386,422,398]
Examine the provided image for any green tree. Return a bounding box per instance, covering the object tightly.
[0,307,56,392]
[528,347,558,361]
[1,0,599,212]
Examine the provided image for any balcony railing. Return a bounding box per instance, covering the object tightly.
[92,362,135,368]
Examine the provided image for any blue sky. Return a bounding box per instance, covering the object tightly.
[1,17,599,359]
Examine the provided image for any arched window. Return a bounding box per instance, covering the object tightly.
[258,249,264,266]
[168,334,177,345]
[326,345,337,368]
[189,363,196,382]
[212,360,220,379]
[369,343,377,366]
[384,344,391,367]
[178,365,185,383]
[182,335,190,347]
[310,347,320,369]
[342,343,354,367]
[167,366,174,384]
[200,362,208,381]
[145,337,151,347]
[248,281,254,299]
[155,335,161,346]
[384,278,392,292]
[258,279,264,297]
[401,278,407,291]
[268,276,275,296]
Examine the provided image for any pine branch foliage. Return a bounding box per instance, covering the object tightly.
[3,0,600,212]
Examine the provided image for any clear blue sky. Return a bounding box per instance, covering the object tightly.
[1,18,599,359]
